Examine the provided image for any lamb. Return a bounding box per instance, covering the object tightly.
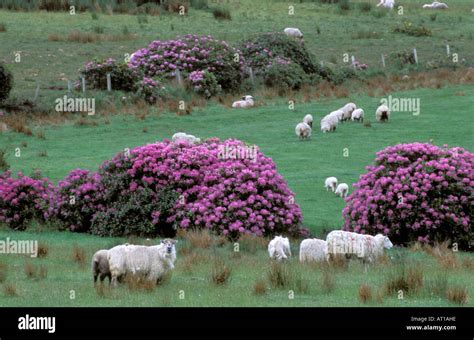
[377,0,395,9]
[284,28,303,38]
[232,95,254,108]
[91,249,111,285]
[375,104,390,122]
[172,132,201,144]
[324,177,338,192]
[326,230,393,271]
[268,236,291,261]
[299,238,328,263]
[340,103,357,121]
[335,183,349,198]
[320,114,338,133]
[351,108,364,122]
[295,122,312,140]
[108,239,177,287]
[303,114,313,128]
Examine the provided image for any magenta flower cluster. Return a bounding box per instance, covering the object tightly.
[343,143,473,250]
[0,171,53,230]
[128,34,245,91]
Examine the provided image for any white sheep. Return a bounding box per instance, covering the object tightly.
[108,239,177,287]
[172,132,201,144]
[377,0,395,9]
[321,114,338,133]
[0,123,7,133]
[91,249,111,285]
[375,105,390,122]
[284,28,303,38]
[326,230,393,271]
[299,238,328,263]
[340,103,357,121]
[351,108,364,122]
[268,236,291,261]
[329,109,344,122]
[335,183,349,198]
[423,2,448,9]
[232,95,254,108]
[303,114,313,128]
[295,122,312,140]
[324,177,338,192]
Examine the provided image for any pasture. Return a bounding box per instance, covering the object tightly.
[0,0,473,307]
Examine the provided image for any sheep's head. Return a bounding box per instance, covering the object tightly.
[375,234,393,249]
[244,95,254,102]
[161,239,177,255]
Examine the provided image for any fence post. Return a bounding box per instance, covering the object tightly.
[175,68,183,87]
[413,48,418,64]
[67,80,72,94]
[81,76,86,93]
[446,44,450,56]
[248,67,255,85]
[33,82,40,102]
[351,55,356,69]
[381,54,386,68]
[106,73,112,92]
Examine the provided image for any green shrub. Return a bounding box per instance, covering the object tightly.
[263,62,308,91]
[392,50,417,67]
[358,2,372,12]
[212,6,231,20]
[393,22,432,37]
[188,70,221,98]
[190,0,208,10]
[330,67,359,85]
[0,23,6,32]
[0,63,13,103]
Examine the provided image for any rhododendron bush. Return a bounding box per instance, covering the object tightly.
[343,143,473,250]
[0,171,53,230]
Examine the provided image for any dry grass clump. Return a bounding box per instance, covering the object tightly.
[71,244,86,266]
[37,243,49,258]
[358,283,372,303]
[182,229,214,249]
[124,273,155,292]
[384,262,424,296]
[237,234,268,254]
[267,261,291,289]
[48,30,135,43]
[446,285,469,305]
[24,263,47,280]
[0,262,7,283]
[210,258,232,286]
[253,278,268,295]
[3,283,18,297]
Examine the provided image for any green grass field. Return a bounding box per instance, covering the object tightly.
[0,1,473,307]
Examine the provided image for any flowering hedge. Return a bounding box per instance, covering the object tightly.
[0,171,53,230]
[90,138,305,238]
[128,34,245,91]
[188,70,221,98]
[343,143,473,250]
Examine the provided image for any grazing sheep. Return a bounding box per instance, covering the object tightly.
[108,239,177,287]
[326,230,393,271]
[377,0,395,9]
[423,1,448,9]
[172,132,201,144]
[295,122,312,140]
[375,105,391,122]
[335,183,349,198]
[340,103,357,121]
[91,249,111,285]
[0,123,7,133]
[324,177,338,192]
[321,114,338,133]
[299,238,328,263]
[303,114,313,128]
[351,108,364,122]
[284,27,303,38]
[329,109,344,122]
[232,95,254,108]
[268,236,291,261]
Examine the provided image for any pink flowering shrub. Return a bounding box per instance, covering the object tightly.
[90,138,305,238]
[135,77,167,104]
[187,70,221,98]
[0,171,53,230]
[128,34,245,91]
[54,169,104,233]
[343,143,473,250]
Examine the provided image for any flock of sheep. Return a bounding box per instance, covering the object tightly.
[294,102,390,140]
[377,0,449,9]
[91,230,393,287]
[269,230,393,272]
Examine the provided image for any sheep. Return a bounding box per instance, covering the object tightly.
[375,104,391,122]
[268,236,291,261]
[320,114,338,133]
[295,122,312,140]
[303,114,313,128]
[0,122,7,133]
[232,95,254,108]
[351,108,364,122]
[108,239,177,287]
[284,28,303,38]
[172,132,201,144]
[329,109,344,122]
[423,2,448,9]
[324,177,338,192]
[340,103,357,121]
[299,238,328,263]
[335,183,349,198]
[326,230,393,271]
[377,0,395,9]
[91,249,111,285]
